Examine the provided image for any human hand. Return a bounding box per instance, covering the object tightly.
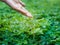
[2,0,33,18]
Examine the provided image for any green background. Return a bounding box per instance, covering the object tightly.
[0,0,60,45]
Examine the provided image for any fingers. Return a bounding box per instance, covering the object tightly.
[4,0,33,18]
[14,0,25,7]
[19,1,25,7]
[14,3,33,18]
[17,5,33,18]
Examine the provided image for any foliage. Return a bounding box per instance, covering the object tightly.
[0,0,60,45]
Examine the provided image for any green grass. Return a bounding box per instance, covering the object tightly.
[0,0,60,45]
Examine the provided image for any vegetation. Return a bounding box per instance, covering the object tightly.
[0,0,60,45]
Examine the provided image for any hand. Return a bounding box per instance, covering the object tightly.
[2,0,33,18]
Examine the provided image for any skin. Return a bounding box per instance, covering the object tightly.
[0,0,33,18]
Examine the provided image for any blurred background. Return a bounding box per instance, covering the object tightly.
[0,0,60,45]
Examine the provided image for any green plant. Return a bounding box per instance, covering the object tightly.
[0,0,60,45]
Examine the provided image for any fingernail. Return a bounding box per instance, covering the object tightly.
[26,13,33,18]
